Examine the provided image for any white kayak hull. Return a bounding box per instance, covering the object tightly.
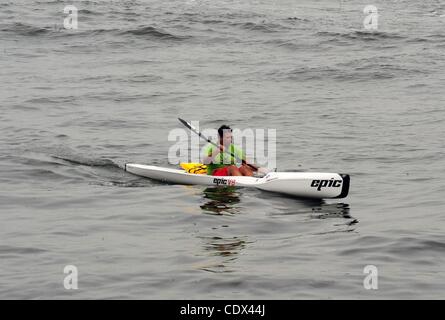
[125,164,350,199]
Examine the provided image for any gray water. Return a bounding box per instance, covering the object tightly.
[1,0,444,299]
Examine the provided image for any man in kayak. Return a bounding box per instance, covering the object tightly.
[202,125,258,176]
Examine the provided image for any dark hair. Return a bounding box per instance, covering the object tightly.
[218,125,232,138]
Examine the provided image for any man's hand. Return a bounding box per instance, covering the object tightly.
[203,145,225,165]
[212,144,224,157]
[257,167,271,175]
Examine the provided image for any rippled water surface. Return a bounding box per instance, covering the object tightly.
[1,0,444,299]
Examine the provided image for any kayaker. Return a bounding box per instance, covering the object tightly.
[202,125,258,176]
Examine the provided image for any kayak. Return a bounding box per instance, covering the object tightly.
[125,164,350,199]
[125,163,350,199]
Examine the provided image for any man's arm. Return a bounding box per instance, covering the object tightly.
[235,146,258,171]
[202,145,224,165]
[243,161,259,171]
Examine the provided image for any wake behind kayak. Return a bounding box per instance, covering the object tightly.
[124,163,350,199]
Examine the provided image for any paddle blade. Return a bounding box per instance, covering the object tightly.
[178,118,206,142]
[178,117,190,129]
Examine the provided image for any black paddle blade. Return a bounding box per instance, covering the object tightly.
[178,117,190,129]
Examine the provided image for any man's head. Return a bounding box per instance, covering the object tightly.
[218,125,232,146]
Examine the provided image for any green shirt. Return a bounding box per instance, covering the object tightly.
[204,143,245,175]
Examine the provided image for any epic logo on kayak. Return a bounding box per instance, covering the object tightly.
[311,178,342,191]
[213,178,236,186]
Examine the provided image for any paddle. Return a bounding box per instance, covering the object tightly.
[178,118,259,171]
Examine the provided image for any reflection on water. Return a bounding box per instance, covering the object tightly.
[310,202,352,219]
[203,236,247,257]
[308,202,358,231]
[264,195,354,221]
[195,235,249,273]
[196,188,356,273]
[309,202,358,233]
[196,187,247,272]
[200,187,241,215]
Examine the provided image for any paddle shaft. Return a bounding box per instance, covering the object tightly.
[178,118,258,171]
